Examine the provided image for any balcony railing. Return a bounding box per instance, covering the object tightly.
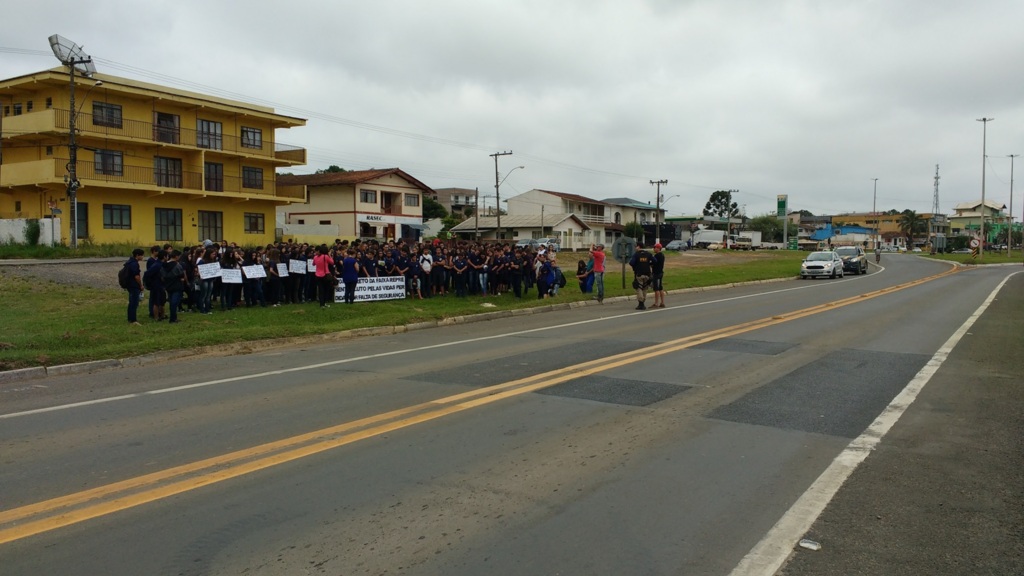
[39,157,299,199]
[40,109,306,165]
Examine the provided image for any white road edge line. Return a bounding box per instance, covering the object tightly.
[728,270,1022,576]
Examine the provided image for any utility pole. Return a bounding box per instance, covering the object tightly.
[977,118,993,260]
[650,179,667,245]
[474,187,480,241]
[931,165,941,254]
[1008,155,1018,258]
[491,151,512,240]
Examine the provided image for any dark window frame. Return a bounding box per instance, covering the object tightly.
[359,189,377,203]
[154,156,183,188]
[404,194,420,207]
[103,204,132,230]
[92,102,123,128]
[204,162,224,192]
[242,166,264,189]
[197,119,223,150]
[241,126,263,149]
[244,212,265,234]
[94,149,124,176]
[155,208,183,242]
[197,210,224,243]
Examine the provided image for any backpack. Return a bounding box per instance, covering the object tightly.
[117,262,133,290]
[142,266,156,291]
[556,267,567,288]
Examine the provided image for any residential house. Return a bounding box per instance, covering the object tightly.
[430,187,478,217]
[0,68,306,246]
[277,168,431,244]
[504,189,665,248]
[449,213,591,243]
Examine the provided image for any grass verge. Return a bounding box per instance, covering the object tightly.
[0,250,807,370]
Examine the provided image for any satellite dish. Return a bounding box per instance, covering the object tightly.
[48,34,96,77]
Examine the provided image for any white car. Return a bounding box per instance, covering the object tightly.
[800,251,845,279]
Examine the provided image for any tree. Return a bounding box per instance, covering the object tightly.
[423,197,448,220]
[624,221,645,241]
[703,190,740,219]
[747,213,798,243]
[898,210,926,247]
[315,165,347,174]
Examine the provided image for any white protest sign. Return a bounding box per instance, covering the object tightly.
[220,268,243,284]
[242,265,266,279]
[289,259,306,274]
[198,262,222,279]
[277,263,289,277]
[335,276,406,303]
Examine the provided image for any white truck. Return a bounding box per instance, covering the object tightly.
[730,231,763,250]
[692,229,727,249]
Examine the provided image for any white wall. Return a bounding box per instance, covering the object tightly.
[0,217,61,246]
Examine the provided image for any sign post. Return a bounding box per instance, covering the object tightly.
[611,237,637,289]
[777,194,789,249]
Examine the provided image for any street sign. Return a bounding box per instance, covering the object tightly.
[611,237,637,264]
[969,238,980,249]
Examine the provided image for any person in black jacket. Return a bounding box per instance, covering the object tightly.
[629,243,653,310]
[162,250,186,323]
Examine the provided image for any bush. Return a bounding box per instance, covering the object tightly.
[24,219,41,246]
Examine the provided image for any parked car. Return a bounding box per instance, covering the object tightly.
[800,251,845,279]
[834,246,867,275]
[664,240,687,251]
[952,248,972,254]
[536,238,560,252]
[515,239,539,249]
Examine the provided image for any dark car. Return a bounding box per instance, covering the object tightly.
[834,246,867,275]
[664,240,686,251]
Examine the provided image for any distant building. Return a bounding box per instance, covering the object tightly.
[430,187,478,217]
[278,168,431,244]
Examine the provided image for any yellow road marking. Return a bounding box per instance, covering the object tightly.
[0,267,962,544]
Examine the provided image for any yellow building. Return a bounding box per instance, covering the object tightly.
[0,68,306,246]
[830,211,950,246]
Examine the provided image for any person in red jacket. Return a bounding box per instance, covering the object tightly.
[590,243,606,303]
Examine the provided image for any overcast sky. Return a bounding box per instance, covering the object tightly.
[4,0,1024,218]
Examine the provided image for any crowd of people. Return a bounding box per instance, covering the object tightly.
[121,238,625,325]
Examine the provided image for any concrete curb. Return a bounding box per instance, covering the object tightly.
[0,275,802,385]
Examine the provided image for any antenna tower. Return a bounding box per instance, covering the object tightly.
[932,164,940,214]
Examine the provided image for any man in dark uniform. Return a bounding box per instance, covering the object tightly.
[628,243,652,310]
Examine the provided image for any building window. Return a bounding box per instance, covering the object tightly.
[45,97,52,109]
[319,220,331,225]
[154,156,183,188]
[154,112,180,144]
[241,127,262,149]
[244,212,265,234]
[359,189,377,203]
[296,219,305,225]
[46,146,53,155]
[92,102,123,128]
[13,103,22,116]
[404,194,420,207]
[155,208,183,242]
[26,101,33,112]
[94,149,123,176]
[197,119,223,150]
[198,210,223,242]
[15,201,21,212]
[103,204,131,229]
[242,166,264,189]
[205,162,224,192]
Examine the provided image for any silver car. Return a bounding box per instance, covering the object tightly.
[800,251,844,279]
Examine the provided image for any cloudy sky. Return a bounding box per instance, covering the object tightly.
[4,0,1024,219]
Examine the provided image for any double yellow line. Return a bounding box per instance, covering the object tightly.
[0,267,961,544]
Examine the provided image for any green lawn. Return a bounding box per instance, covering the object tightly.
[0,249,815,370]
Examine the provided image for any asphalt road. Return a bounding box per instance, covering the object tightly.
[0,256,1020,575]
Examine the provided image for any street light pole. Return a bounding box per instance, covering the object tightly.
[490,151,512,240]
[871,178,879,249]
[977,118,993,260]
[650,179,667,245]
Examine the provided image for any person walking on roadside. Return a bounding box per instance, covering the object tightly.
[125,248,145,325]
[629,242,653,310]
[162,250,186,323]
[651,242,666,308]
[590,243,606,303]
